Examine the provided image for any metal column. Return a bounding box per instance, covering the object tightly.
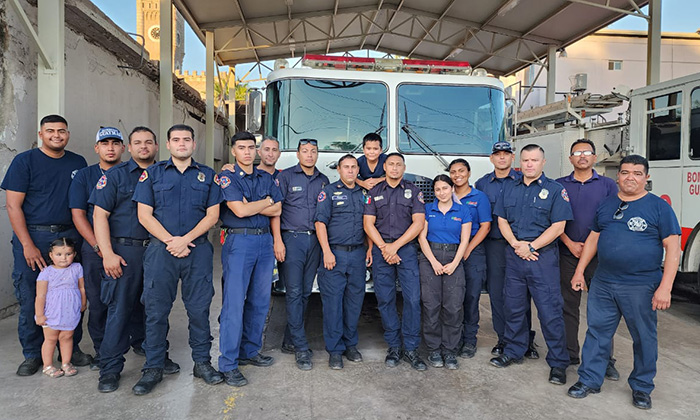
[205,31,215,168]
[37,0,65,134]
[646,0,661,86]
[159,0,174,160]
[546,45,557,105]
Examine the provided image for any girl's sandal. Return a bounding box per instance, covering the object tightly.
[61,363,78,377]
[42,366,64,378]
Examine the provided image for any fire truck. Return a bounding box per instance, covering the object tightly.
[250,54,510,202]
[512,72,700,290]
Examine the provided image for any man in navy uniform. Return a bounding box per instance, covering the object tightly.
[2,115,89,375]
[218,131,282,387]
[69,127,125,369]
[315,154,371,369]
[91,127,179,392]
[131,124,223,395]
[568,155,681,410]
[490,144,572,386]
[475,141,539,358]
[363,153,427,370]
[273,139,329,370]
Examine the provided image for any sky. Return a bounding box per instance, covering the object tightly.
[91,0,700,83]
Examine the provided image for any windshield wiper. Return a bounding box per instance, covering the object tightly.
[350,103,386,154]
[402,104,450,171]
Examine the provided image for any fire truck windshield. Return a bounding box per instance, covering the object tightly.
[398,84,505,155]
[266,79,388,151]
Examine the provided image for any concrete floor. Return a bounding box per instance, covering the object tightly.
[1,242,699,420]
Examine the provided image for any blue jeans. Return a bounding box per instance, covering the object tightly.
[578,279,659,393]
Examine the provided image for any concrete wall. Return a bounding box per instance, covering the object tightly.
[0,0,228,315]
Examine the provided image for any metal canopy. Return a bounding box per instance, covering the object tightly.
[174,0,649,76]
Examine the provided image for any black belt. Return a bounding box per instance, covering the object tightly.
[428,241,459,252]
[283,230,314,235]
[112,237,150,247]
[27,224,72,233]
[486,237,507,242]
[331,244,364,252]
[225,227,270,235]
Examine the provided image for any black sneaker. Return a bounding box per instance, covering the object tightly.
[443,352,459,370]
[70,348,93,367]
[549,367,567,385]
[132,346,146,357]
[295,350,313,371]
[632,390,652,410]
[567,381,600,399]
[385,347,401,368]
[403,350,427,371]
[16,358,42,376]
[132,368,163,395]
[491,342,505,356]
[164,355,180,375]
[427,351,444,368]
[329,353,343,370]
[239,353,275,367]
[193,361,224,385]
[343,347,363,362]
[458,343,477,359]
[605,358,620,381]
[222,368,248,387]
[489,354,524,368]
[524,343,540,359]
[98,373,120,393]
[282,343,313,356]
[90,356,101,372]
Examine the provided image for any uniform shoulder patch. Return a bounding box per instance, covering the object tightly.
[96,175,107,190]
[219,175,231,189]
[418,190,424,204]
[139,170,148,182]
[561,188,569,202]
[364,195,372,205]
[318,190,327,202]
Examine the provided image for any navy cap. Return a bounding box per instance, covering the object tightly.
[95,127,123,143]
[492,141,513,153]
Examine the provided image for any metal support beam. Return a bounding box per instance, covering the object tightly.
[546,45,557,104]
[646,0,661,85]
[159,0,174,161]
[205,31,215,168]
[36,0,65,133]
[9,0,54,70]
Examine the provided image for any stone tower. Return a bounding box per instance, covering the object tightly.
[136,0,185,71]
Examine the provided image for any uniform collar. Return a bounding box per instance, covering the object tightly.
[165,157,199,169]
[429,200,460,213]
[127,158,143,172]
[293,163,320,179]
[334,181,360,192]
[564,169,600,183]
[384,178,407,189]
[489,168,519,182]
[516,172,547,186]
[234,163,262,178]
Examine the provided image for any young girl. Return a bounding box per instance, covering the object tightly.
[35,238,86,378]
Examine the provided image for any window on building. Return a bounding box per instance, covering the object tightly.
[690,88,700,159]
[608,60,623,71]
[647,91,682,161]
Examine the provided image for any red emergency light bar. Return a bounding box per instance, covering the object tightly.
[302,54,473,75]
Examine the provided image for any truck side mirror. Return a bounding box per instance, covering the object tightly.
[246,89,263,133]
[505,98,516,138]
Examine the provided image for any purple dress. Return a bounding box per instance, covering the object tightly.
[37,263,83,331]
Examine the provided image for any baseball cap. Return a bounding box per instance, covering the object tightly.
[492,141,513,153]
[95,127,123,143]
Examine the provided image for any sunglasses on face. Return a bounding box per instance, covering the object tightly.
[571,150,594,157]
[298,139,318,146]
[492,143,512,152]
[613,201,629,220]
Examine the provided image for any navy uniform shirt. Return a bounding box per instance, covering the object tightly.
[474,169,521,240]
[88,159,149,240]
[357,153,387,180]
[1,148,87,226]
[556,170,618,253]
[219,164,283,229]
[456,187,492,238]
[425,200,472,244]
[132,158,222,239]
[493,173,573,242]
[314,181,366,246]
[364,179,425,241]
[277,164,330,231]
[69,163,106,225]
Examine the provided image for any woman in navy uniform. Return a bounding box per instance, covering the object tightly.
[417,174,471,370]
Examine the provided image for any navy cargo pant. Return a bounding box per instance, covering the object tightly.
[81,241,108,357]
[218,232,275,372]
[11,228,83,359]
[372,242,421,351]
[485,238,536,346]
[99,241,147,377]
[503,246,568,368]
[279,231,321,352]
[141,237,214,369]
[578,279,658,394]
[462,243,486,347]
[317,246,366,355]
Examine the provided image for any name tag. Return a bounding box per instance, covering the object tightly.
[332,195,348,201]
[374,195,384,201]
[292,186,303,192]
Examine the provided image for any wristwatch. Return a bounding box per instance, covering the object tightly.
[528,244,536,254]
[267,196,274,205]
[92,243,100,253]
